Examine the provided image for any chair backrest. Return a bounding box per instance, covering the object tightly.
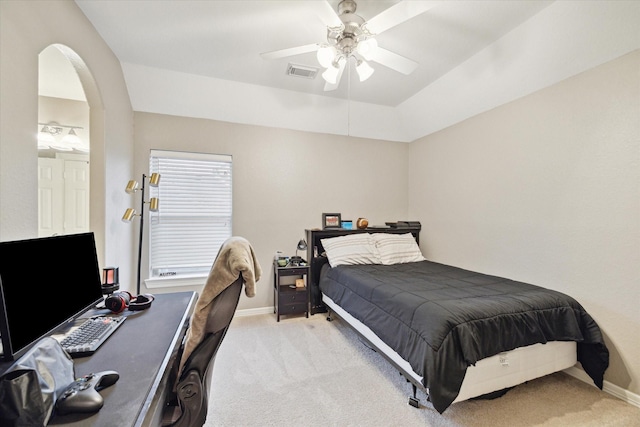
[190,276,243,392]
[163,276,243,427]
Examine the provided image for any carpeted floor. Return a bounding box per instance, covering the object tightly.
[205,313,640,427]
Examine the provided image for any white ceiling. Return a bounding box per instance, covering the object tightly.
[73,0,553,107]
[39,1,638,142]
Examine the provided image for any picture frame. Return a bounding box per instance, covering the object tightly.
[322,213,342,229]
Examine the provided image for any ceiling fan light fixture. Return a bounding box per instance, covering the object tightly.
[356,59,374,82]
[356,37,378,61]
[322,56,347,84]
[317,45,336,68]
[322,65,340,84]
[261,0,425,92]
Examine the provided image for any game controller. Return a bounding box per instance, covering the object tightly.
[55,370,120,415]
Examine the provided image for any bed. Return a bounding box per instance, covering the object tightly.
[305,227,609,414]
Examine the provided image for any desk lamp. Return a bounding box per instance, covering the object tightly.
[290,239,307,266]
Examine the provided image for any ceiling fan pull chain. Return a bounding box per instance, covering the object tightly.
[347,59,351,137]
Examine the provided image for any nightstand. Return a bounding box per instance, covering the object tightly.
[273,261,309,322]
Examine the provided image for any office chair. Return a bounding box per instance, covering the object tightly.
[162,276,243,427]
[162,236,261,427]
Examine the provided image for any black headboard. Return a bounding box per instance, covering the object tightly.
[305,225,421,315]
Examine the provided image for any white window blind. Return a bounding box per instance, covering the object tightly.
[149,150,232,279]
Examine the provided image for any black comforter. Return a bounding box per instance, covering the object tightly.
[319,260,609,413]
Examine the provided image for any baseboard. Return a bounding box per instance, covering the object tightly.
[563,366,640,409]
[235,306,274,317]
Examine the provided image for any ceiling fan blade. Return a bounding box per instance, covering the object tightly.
[370,47,418,75]
[260,43,319,60]
[317,0,343,28]
[323,61,346,92]
[365,1,438,35]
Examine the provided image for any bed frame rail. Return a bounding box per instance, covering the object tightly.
[325,306,427,408]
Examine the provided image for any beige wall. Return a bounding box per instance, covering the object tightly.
[408,50,640,395]
[0,1,135,286]
[1,0,637,403]
[133,113,409,310]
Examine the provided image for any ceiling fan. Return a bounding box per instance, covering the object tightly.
[260,0,438,91]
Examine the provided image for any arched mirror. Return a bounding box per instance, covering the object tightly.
[38,45,90,237]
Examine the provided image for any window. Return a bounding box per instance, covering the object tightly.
[147,150,232,285]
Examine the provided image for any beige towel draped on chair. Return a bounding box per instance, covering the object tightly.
[178,236,262,377]
[163,236,261,427]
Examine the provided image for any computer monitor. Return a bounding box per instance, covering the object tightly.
[0,232,104,361]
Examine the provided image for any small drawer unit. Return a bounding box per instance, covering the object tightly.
[273,262,309,322]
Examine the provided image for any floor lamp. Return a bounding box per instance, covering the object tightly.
[122,173,160,295]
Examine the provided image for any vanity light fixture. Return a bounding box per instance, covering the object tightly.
[61,128,82,145]
[37,122,85,151]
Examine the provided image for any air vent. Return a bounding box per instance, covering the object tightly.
[286,63,318,79]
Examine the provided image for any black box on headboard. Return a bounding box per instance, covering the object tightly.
[387,221,421,228]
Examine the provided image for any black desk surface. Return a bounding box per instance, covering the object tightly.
[39,291,196,427]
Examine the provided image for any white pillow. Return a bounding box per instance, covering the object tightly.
[372,233,425,265]
[321,234,380,267]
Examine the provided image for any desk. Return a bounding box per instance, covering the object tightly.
[31,291,195,427]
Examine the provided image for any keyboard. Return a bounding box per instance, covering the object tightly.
[60,316,126,358]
